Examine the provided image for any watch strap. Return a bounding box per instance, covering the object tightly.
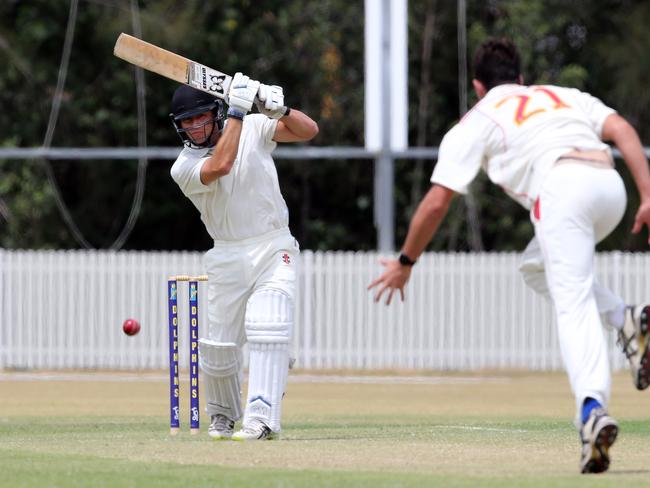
[398,253,416,266]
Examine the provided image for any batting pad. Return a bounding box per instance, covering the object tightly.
[245,288,293,344]
[245,342,289,432]
[243,289,293,431]
[198,339,243,420]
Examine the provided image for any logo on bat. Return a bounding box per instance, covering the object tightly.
[199,67,226,95]
[189,64,228,97]
[208,74,226,95]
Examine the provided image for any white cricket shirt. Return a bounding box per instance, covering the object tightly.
[431,84,616,209]
[170,114,289,241]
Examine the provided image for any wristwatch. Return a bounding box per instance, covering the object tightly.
[398,253,416,266]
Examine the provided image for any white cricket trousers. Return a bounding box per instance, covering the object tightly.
[200,227,299,426]
[202,227,299,346]
[533,162,626,420]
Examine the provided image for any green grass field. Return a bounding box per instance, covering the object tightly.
[1,371,650,487]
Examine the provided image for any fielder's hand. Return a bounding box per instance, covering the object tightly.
[256,84,288,119]
[367,257,412,305]
[226,72,260,118]
[632,197,650,244]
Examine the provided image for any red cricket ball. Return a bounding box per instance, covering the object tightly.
[122,318,141,336]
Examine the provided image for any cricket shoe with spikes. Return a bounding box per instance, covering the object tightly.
[580,408,618,474]
[208,414,235,440]
[617,305,650,390]
[231,419,277,441]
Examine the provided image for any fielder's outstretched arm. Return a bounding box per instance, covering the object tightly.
[368,184,456,305]
[401,184,456,260]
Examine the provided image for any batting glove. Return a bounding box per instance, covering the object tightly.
[256,83,288,119]
[226,72,260,119]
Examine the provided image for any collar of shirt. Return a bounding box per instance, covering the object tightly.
[484,83,525,100]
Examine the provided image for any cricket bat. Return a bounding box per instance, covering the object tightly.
[113,33,232,99]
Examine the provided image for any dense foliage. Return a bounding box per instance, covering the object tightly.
[1,0,649,251]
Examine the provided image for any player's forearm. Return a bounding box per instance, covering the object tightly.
[401,213,440,261]
[281,109,319,140]
[401,185,455,260]
[617,131,650,200]
[603,115,650,199]
[200,120,242,184]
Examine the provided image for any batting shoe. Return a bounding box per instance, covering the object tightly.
[579,408,618,474]
[617,305,650,390]
[231,419,277,441]
[208,414,235,440]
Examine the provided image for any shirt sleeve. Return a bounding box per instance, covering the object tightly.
[573,89,617,136]
[170,151,213,196]
[431,121,486,194]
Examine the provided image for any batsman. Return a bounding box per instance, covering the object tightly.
[369,38,650,473]
[169,74,318,440]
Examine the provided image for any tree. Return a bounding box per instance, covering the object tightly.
[0,0,648,251]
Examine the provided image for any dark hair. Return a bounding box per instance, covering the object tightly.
[473,38,521,90]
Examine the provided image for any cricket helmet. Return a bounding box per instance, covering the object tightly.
[169,85,224,148]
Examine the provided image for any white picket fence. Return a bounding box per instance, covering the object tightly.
[1,249,648,371]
